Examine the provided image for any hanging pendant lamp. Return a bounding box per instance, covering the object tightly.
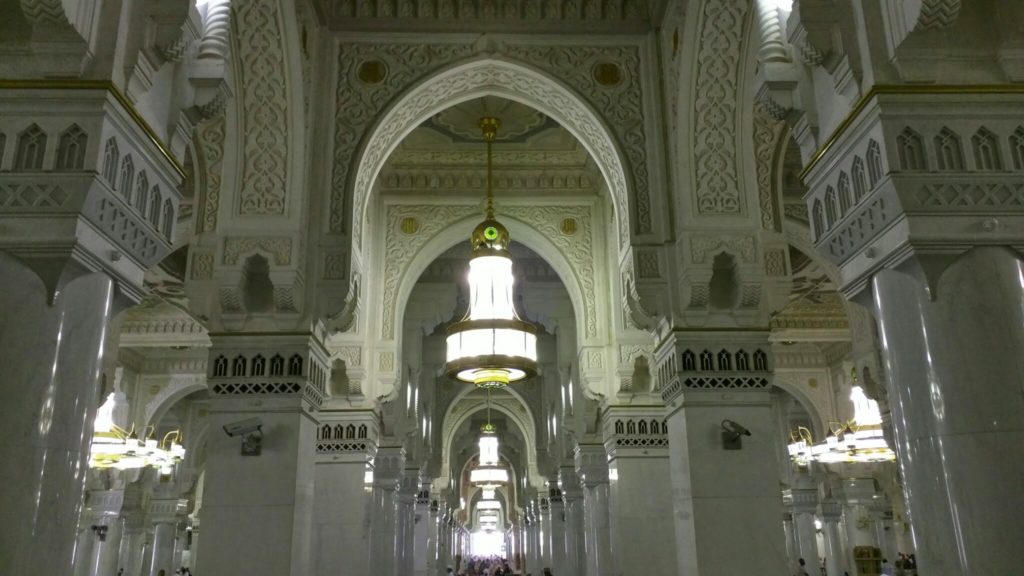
[445,117,538,389]
[470,390,509,489]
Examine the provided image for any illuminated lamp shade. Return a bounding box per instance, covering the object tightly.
[477,500,502,510]
[444,117,538,389]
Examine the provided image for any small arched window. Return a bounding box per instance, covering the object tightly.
[699,350,714,371]
[119,156,135,200]
[851,157,867,202]
[972,127,1003,171]
[837,172,851,215]
[15,124,47,171]
[895,130,925,171]
[102,137,119,183]
[717,349,732,371]
[934,127,964,171]
[812,199,825,239]
[753,350,768,371]
[1010,127,1024,171]
[55,124,87,171]
[162,199,175,241]
[288,354,304,376]
[736,350,750,371]
[135,171,149,213]
[270,354,285,376]
[149,187,162,228]
[232,355,247,377]
[252,354,266,376]
[213,355,228,377]
[824,186,838,227]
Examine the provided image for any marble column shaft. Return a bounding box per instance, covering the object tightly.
[818,500,847,576]
[369,446,403,576]
[664,389,789,576]
[86,490,127,576]
[0,259,116,576]
[872,248,1024,575]
[576,443,614,576]
[313,411,376,576]
[547,494,568,575]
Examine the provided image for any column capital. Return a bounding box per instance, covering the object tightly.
[147,497,188,525]
[601,405,669,459]
[0,86,184,305]
[783,486,820,515]
[654,330,774,407]
[818,498,843,521]
[372,445,406,488]
[315,409,379,463]
[801,89,1024,301]
[574,442,610,486]
[206,332,331,411]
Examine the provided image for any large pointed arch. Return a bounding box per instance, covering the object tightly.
[349,56,635,254]
[438,385,542,491]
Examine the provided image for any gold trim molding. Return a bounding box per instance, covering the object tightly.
[799,84,1024,181]
[0,79,186,179]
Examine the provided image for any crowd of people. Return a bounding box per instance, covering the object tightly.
[447,555,557,576]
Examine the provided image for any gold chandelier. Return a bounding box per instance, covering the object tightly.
[89,392,185,473]
[444,117,538,389]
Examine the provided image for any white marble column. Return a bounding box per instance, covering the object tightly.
[784,481,821,573]
[313,410,377,576]
[369,446,403,575]
[425,499,440,576]
[85,490,127,576]
[118,515,146,576]
[783,513,798,569]
[547,490,568,575]
[197,334,326,576]
[412,483,431,576]
[0,257,116,576]
[397,467,419,576]
[657,333,789,576]
[576,443,614,576]
[818,499,847,576]
[871,507,897,568]
[603,407,675,575]
[147,498,186,576]
[559,470,585,576]
[538,497,552,570]
[73,519,96,576]
[871,247,1024,574]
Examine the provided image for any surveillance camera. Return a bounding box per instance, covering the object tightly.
[721,419,751,450]
[223,417,263,438]
[721,419,751,437]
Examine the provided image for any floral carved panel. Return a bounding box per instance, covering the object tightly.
[504,44,652,234]
[692,0,750,216]
[233,0,289,216]
[329,42,476,235]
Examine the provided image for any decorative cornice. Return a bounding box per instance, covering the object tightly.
[799,84,1024,181]
[0,79,185,178]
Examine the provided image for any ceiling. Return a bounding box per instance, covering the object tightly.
[312,0,669,34]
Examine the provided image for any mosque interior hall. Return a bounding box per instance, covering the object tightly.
[2,1,1023,575]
